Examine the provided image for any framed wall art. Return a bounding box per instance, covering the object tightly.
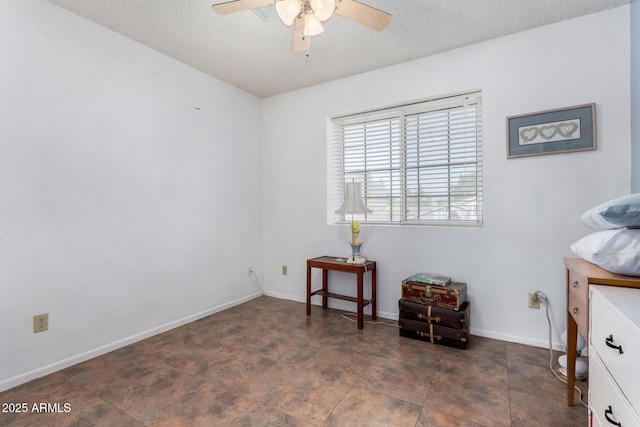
[506,103,596,159]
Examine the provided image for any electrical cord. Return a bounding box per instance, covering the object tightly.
[340,312,398,327]
[338,261,396,326]
[538,291,588,408]
[249,270,264,293]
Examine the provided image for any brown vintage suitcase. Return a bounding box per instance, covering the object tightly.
[401,280,467,311]
[399,318,470,349]
[399,300,470,330]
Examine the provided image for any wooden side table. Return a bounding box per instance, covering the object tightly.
[306,256,377,329]
[564,258,640,406]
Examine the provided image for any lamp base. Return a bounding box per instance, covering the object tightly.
[557,354,588,381]
[346,255,367,264]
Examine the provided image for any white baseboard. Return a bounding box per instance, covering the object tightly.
[469,328,564,352]
[264,291,565,351]
[0,291,263,393]
[2,290,564,392]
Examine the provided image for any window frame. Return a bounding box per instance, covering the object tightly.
[330,91,483,227]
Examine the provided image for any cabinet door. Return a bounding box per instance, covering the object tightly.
[590,285,640,416]
[589,352,640,426]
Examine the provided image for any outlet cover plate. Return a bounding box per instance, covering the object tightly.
[34,313,48,333]
[528,293,540,309]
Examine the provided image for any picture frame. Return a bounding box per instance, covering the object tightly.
[506,103,596,159]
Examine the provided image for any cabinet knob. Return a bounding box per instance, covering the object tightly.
[572,307,579,314]
[572,281,578,288]
[604,405,621,426]
[605,335,624,355]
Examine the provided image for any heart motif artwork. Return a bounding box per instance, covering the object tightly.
[507,103,595,158]
[519,127,539,143]
[539,125,558,140]
[558,122,579,138]
[516,119,582,146]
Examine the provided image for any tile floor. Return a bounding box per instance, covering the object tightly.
[0,296,587,426]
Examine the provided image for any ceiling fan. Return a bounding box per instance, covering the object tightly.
[211,0,392,53]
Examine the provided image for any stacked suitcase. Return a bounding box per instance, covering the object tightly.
[399,273,470,349]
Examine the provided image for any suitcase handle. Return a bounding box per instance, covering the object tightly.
[417,313,441,323]
[419,292,438,304]
[417,324,440,344]
[416,331,441,341]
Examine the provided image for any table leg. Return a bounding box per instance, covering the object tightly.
[371,267,377,320]
[357,270,364,329]
[306,261,311,316]
[322,269,328,308]
[566,310,578,406]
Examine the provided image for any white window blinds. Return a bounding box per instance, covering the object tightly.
[332,91,483,226]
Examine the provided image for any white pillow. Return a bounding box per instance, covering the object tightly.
[580,193,640,229]
[571,229,640,276]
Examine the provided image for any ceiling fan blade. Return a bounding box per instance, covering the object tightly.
[292,14,311,53]
[334,0,391,31]
[211,0,275,15]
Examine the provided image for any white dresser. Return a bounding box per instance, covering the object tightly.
[589,285,640,426]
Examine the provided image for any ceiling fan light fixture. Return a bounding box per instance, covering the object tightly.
[303,11,324,36]
[211,0,391,54]
[276,0,301,26]
[309,0,335,21]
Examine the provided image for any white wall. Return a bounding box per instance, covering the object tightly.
[1,0,631,393]
[0,0,263,391]
[262,6,631,349]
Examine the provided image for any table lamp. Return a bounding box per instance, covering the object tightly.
[558,330,588,381]
[335,180,372,264]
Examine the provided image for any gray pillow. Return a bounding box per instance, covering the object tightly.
[580,193,640,229]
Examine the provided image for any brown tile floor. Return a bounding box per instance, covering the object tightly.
[0,296,588,426]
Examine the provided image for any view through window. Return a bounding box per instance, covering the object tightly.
[332,91,483,226]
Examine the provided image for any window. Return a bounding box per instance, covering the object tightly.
[331,91,482,226]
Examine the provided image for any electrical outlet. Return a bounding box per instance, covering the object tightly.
[528,293,540,309]
[33,313,48,333]
[282,265,288,276]
[248,266,253,277]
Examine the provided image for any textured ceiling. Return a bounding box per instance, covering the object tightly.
[46,0,629,98]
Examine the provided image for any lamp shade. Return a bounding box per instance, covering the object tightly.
[309,0,335,21]
[335,182,372,215]
[303,12,324,36]
[276,0,301,26]
[561,330,587,351]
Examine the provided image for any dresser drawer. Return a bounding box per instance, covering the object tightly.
[589,352,640,426]
[567,267,589,311]
[567,291,588,336]
[591,285,640,415]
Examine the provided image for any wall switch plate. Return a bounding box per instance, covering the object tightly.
[34,313,48,333]
[282,265,288,276]
[248,266,253,277]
